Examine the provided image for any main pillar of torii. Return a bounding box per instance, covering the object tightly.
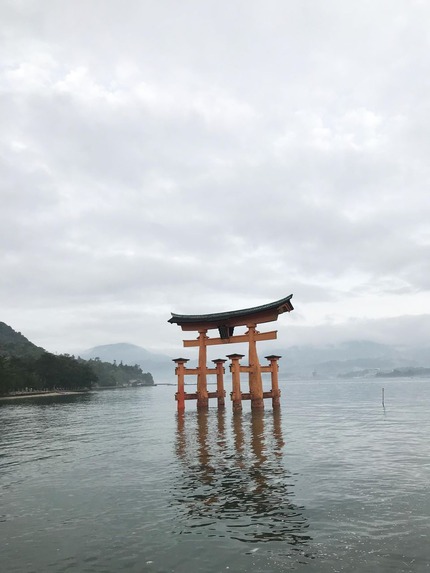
[168,295,294,411]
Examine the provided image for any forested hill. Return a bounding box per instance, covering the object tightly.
[0,322,44,358]
[0,322,154,396]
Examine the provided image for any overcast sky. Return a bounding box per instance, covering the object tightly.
[1,0,430,357]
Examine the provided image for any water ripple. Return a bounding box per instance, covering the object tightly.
[1,381,430,572]
[171,409,313,557]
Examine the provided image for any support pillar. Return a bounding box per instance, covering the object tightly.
[266,355,281,409]
[227,353,244,411]
[197,329,209,410]
[247,324,264,410]
[212,358,227,408]
[173,358,189,412]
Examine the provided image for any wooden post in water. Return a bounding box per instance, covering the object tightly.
[227,353,244,411]
[174,358,189,413]
[197,329,209,410]
[382,387,385,407]
[266,355,281,409]
[213,358,227,408]
[247,324,264,410]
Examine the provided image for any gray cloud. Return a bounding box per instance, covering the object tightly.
[1,1,429,354]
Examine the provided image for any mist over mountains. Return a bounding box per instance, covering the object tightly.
[78,340,430,380]
[273,340,430,377]
[3,319,428,382]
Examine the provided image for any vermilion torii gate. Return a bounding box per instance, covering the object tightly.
[168,295,294,412]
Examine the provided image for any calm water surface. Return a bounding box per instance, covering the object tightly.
[1,378,430,572]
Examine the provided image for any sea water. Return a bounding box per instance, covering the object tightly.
[1,378,429,572]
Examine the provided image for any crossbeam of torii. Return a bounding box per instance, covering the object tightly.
[168,295,294,411]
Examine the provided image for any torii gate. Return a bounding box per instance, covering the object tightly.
[168,295,294,411]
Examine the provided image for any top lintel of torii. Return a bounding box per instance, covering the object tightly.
[168,294,294,334]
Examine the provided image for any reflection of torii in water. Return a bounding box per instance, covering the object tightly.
[173,409,311,548]
[168,295,294,411]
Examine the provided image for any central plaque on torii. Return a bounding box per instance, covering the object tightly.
[168,295,294,411]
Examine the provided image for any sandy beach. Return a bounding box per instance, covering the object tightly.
[0,391,89,401]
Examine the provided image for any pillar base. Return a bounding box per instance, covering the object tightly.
[251,397,264,410]
[175,392,185,412]
[217,399,225,408]
[197,397,209,410]
[232,401,242,411]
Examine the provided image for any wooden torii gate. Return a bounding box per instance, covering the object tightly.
[168,295,294,412]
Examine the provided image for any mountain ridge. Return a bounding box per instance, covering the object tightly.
[0,321,44,358]
[79,342,170,363]
[78,339,430,379]
[0,323,154,394]
[2,321,429,381]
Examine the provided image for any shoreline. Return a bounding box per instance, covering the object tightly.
[0,391,89,401]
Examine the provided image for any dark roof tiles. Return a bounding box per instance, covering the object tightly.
[168,294,293,327]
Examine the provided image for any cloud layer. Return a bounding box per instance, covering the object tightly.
[1,1,429,354]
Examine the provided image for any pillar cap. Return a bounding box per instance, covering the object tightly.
[265,354,282,360]
[226,353,245,359]
[172,357,190,363]
[212,358,227,364]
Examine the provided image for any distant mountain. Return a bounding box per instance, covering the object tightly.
[270,340,430,377]
[0,324,154,394]
[79,339,430,381]
[79,343,174,381]
[0,322,44,358]
[79,342,168,363]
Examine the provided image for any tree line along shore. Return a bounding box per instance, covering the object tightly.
[0,322,154,397]
[0,353,154,397]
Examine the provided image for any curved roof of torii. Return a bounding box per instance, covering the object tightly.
[168,294,294,331]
